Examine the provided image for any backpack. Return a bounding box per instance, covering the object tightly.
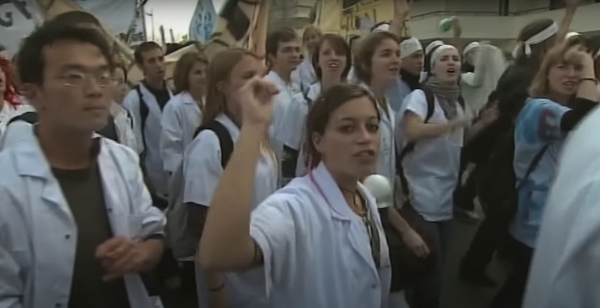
[165,120,234,259]
[475,127,549,218]
[7,111,120,142]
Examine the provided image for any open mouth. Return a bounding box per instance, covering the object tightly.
[328,62,340,69]
[354,149,376,158]
[447,68,457,75]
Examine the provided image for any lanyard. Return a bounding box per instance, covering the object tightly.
[308,168,381,268]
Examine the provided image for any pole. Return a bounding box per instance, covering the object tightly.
[150,10,155,42]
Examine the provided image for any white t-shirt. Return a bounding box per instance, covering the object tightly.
[395,89,464,221]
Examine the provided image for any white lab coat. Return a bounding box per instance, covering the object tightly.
[111,102,140,154]
[160,92,202,173]
[123,84,173,197]
[395,90,464,221]
[0,128,166,308]
[0,103,36,137]
[250,162,391,307]
[523,106,600,308]
[184,113,279,308]
[297,55,316,94]
[265,70,301,148]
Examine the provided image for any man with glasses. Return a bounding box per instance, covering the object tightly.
[0,20,165,307]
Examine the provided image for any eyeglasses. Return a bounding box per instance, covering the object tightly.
[58,72,113,87]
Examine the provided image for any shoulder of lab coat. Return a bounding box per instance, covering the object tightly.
[182,129,222,206]
[0,120,33,152]
[160,93,189,173]
[123,88,145,154]
[0,149,26,307]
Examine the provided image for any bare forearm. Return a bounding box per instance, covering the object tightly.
[199,124,265,270]
[139,238,164,271]
[387,207,412,235]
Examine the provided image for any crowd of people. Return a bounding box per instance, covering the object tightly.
[0,0,599,307]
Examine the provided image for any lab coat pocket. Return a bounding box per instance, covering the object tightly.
[127,214,145,240]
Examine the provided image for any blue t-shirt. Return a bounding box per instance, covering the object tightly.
[386,78,413,114]
[510,98,570,248]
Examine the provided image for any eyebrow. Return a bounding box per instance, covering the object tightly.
[338,116,379,122]
[60,64,110,71]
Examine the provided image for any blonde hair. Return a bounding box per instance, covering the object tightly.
[529,43,578,98]
[172,52,208,94]
[201,48,258,125]
[302,25,322,44]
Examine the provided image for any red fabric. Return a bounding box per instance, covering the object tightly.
[0,56,19,107]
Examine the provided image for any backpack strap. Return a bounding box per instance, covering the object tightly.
[396,88,436,196]
[135,85,149,149]
[193,120,234,168]
[517,144,550,190]
[96,115,120,142]
[7,111,38,126]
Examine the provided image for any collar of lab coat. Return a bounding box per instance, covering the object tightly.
[310,162,377,221]
[13,126,100,178]
[307,82,321,101]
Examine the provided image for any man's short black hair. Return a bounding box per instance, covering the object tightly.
[134,41,162,65]
[52,11,102,27]
[265,28,298,57]
[17,20,114,85]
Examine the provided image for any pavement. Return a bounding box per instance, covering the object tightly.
[440,215,509,308]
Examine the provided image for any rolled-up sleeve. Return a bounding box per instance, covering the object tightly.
[249,195,297,298]
[0,188,24,308]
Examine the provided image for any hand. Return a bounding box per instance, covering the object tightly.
[401,229,430,258]
[565,44,593,66]
[450,114,471,129]
[96,236,149,281]
[236,76,278,128]
[479,105,499,125]
[394,0,411,21]
[451,17,462,35]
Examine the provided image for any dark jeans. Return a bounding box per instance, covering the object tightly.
[490,238,533,308]
[406,220,453,308]
[461,210,513,273]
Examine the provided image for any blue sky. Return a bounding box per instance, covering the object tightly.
[145,0,226,39]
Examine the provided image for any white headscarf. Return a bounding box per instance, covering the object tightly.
[425,40,444,55]
[512,21,558,58]
[400,37,423,58]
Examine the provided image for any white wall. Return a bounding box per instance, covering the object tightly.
[410,2,600,40]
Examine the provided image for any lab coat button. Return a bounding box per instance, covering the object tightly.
[371,283,377,289]
[55,303,61,308]
[107,208,113,213]
[64,234,70,239]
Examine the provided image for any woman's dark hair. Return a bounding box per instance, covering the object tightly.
[348,35,361,47]
[304,84,380,168]
[514,19,556,72]
[312,34,352,81]
[354,31,399,84]
[18,20,114,85]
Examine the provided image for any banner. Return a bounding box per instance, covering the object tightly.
[0,0,136,54]
[0,0,39,55]
[73,0,135,35]
[188,0,217,43]
[128,7,146,46]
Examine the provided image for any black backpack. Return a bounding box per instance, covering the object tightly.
[193,120,234,168]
